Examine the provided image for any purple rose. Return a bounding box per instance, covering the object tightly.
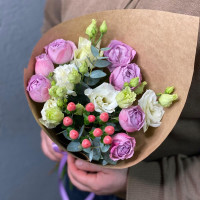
[119,105,145,132]
[26,74,51,102]
[45,39,77,64]
[104,40,136,72]
[109,63,142,91]
[35,53,54,76]
[110,133,136,161]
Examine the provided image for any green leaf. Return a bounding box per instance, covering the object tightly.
[63,130,72,141]
[101,47,111,51]
[101,144,110,153]
[90,70,107,78]
[67,141,82,152]
[97,56,108,60]
[84,72,90,77]
[102,152,117,165]
[101,159,108,166]
[78,125,85,139]
[94,60,111,68]
[83,147,91,154]
[91,45,99,57]
[89,150,94,162]
[84,77,100,86]
[93,147,101,161]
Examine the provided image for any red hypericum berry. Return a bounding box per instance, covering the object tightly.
[69,130,79,140]
[93,128,103,137]
[88,115,96,123]
[67,102,76,111]
[105,126,115,135]
[99,112,109,122]
[85,103,95,112]
[63,117,73,126]
[82,139,91,148]
[103,135,112,144]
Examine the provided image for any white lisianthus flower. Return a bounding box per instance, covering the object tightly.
[85,83,119,113]
[53,63,77,96]
[39,98,64,129]
[138,89,165,132]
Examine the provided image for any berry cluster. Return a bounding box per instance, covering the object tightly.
[62,102,115,149]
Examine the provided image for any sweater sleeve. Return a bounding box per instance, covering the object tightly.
[127,154,200,200]
[42,0,62,34]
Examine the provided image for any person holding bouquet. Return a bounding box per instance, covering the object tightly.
[40,0,200,200]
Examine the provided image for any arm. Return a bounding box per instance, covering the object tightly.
[127,154,200,200]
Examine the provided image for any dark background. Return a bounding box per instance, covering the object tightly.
[0,0,60,199]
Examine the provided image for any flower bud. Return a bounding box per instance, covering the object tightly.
[56,87,67,97]
[79,61,88,75]
[49,85,59,97]
[165,86,174,94]
[35,53,54,77]
[57,98,64,107]
[51,80,56,86]
[85,19,98,39]
[124,82,129,87]
[46,107,64,124]
[134,81,147,95]
[82,139,91,148]
[68,69,81,84]
[27,74,51,102]
[100,20,107,34]
[74,103,84,115]
[116,87,136,108]
[159,94,178,107]
[103,135,112,145]
[130,77,139,88]
[67,102,76,112]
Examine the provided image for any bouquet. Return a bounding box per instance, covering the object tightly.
[24,10,198,168]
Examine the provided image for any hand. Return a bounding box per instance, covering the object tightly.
[40,130,63,162]
[67,154,128,195]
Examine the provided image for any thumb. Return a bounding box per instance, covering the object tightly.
[75,159,104,172]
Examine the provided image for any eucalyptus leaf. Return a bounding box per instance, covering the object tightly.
[67,141,82,152]
[101,144,110,153]
[84,72,90,77]
[83,147,91,154]
[93,147,101,161]
[78,125,85,138]
[101,47,111,51]
[101,160,108,166]
[103,152,117,165]
[97,56,108,60]
[91,45,99,57]
[89,150,94,162]
[94,60,111,68]
[63,130,72,141]
[84,77,100,86]
[90,70,107,78]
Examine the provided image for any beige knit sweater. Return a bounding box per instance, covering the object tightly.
[42,1,200,199]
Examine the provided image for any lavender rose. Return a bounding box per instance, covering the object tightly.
[119,105,145,132]
[45,39,77,64]
[26,74,51,102]
[35,53,54,76]
[110,63,142,91]
[110,133,136,161]
[104,40,136,72]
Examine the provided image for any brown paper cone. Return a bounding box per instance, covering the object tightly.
[24,9,199,169]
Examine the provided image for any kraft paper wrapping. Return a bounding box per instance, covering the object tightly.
[24,9,199,169]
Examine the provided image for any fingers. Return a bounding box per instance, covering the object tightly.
[67,154,98,190]
[75,159,106,172]
[67,166,91,192]
[40,130,63,161]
